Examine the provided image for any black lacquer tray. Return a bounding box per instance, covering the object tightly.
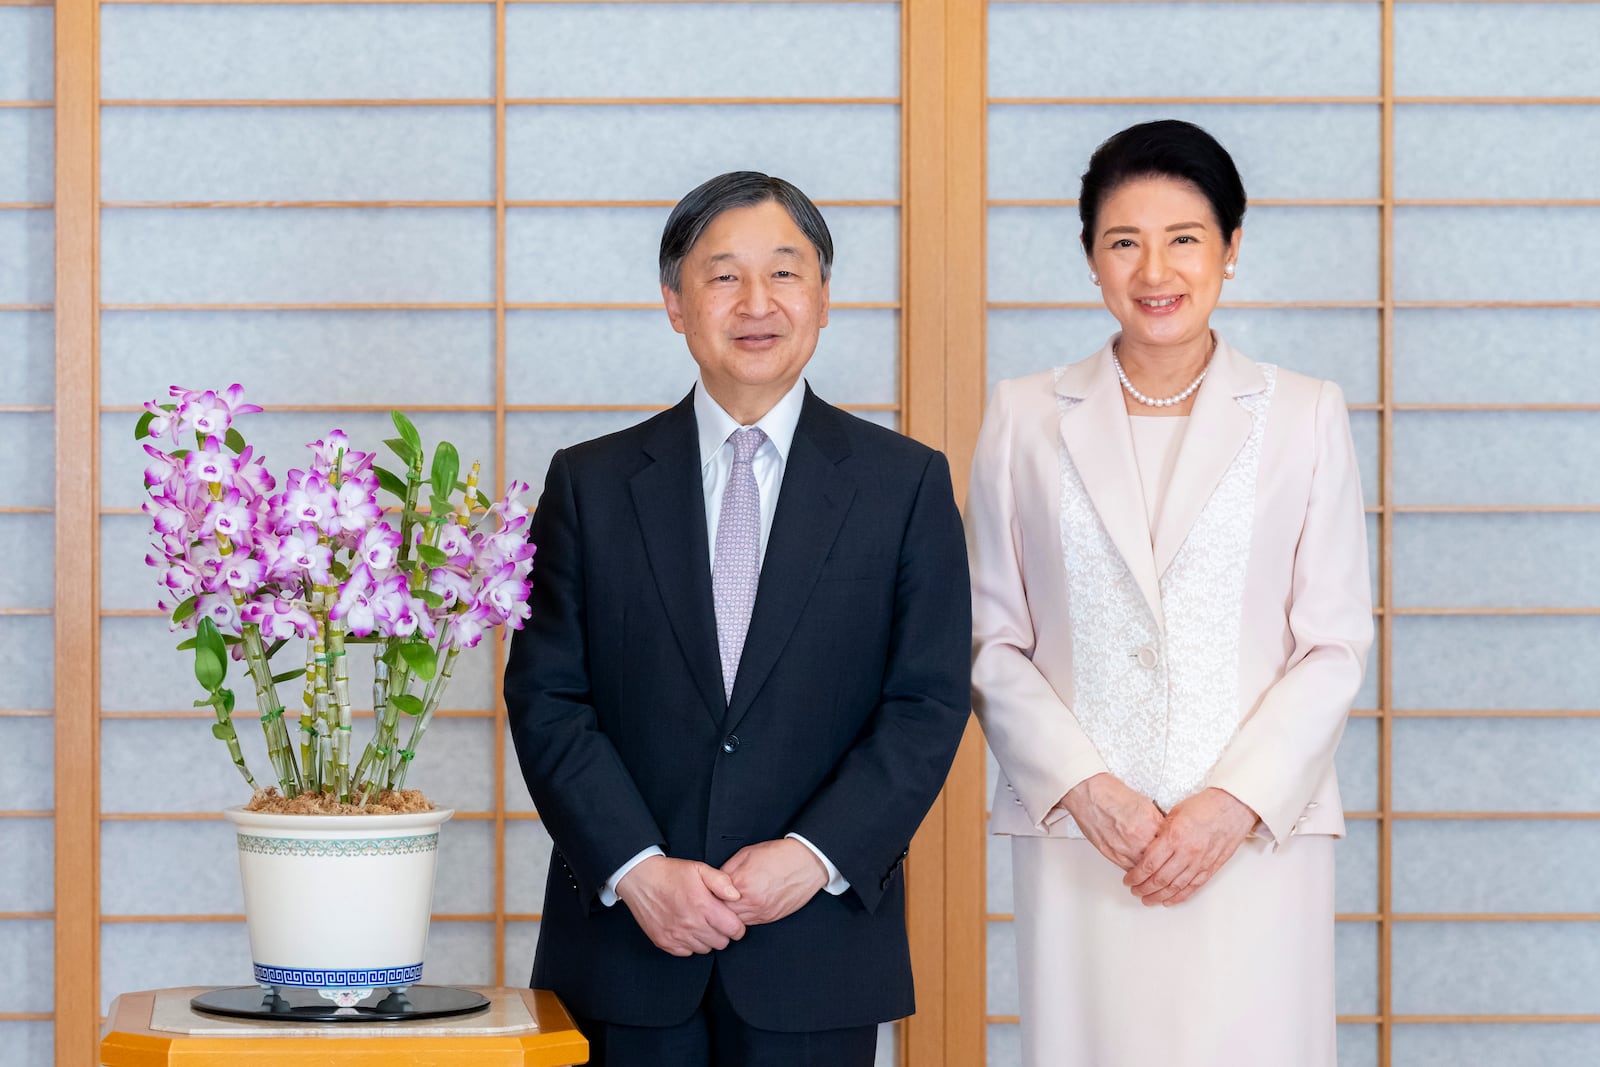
[191,984,490,1023]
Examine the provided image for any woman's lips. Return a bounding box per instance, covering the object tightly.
[1135,295,1184,316]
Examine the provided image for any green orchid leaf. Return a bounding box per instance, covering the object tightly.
[175,637,198,651]
[271,668,306,685]
[391,693,425,717]
[373,465,408,500]
[194,647,225,691]
[224,427,247,454]
[474,489,493,510]
[171,595,199,625]
[416,544,448,569]
[384,437,419,467]
[135,411,156,440]
[391,410,422,457]
[212,722,237,741]
[397,641,437,681]
[415,588,444,609]
[429,441,459,503]
[221,688,236,714]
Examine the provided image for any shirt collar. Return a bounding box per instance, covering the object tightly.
[694,375,807,471]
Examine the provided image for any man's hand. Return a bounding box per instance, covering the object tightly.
[721,839,830,927]
[614,855,746,956]
[1123,788,1259,906]
[1061,772,1166,871]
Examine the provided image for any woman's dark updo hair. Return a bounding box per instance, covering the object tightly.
[1078,120,1247,253]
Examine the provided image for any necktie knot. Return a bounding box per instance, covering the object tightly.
[729,427,766,465]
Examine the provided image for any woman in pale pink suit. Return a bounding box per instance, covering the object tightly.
[968,121,1373,1066]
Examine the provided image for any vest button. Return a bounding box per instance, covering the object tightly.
[722,735,741,754]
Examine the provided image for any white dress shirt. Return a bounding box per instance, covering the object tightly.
[600,376,849,906]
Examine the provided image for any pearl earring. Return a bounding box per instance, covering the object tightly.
[1089,271,1100,286]
[1223,263,1236,279]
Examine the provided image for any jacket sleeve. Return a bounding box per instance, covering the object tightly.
[1206,380,1375,845]
[786,450,973,914]
[966,381,1110,830]
[504,448,665,907]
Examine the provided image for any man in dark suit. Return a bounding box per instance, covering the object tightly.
[505,171,970,1066]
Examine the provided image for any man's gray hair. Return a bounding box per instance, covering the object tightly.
[658,171,834,293]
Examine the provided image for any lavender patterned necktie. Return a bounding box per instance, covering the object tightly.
[713,427,767,703]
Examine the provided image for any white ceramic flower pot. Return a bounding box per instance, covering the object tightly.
[223,806,454,1004]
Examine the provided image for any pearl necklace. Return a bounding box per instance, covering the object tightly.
[1112,343,1212,409]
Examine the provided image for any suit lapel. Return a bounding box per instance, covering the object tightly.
[628,393,727,729]
[723,390,854,734]
[1151,339,1264,576]
[1056,346,1165,626]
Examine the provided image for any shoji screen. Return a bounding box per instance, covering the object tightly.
[90,2,902,1061]
[0,2,57,1064]
[979,3,1598,1066]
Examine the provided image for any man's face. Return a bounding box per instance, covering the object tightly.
[663,200,830,418]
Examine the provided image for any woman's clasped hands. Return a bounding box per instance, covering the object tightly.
[1061,774,1259,907]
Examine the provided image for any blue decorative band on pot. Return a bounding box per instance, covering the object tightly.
[254,963,425,987]
[236,833,439,858]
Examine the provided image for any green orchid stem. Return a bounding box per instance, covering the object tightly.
[241,623,301,797]
[212,694,258,789]
[329,620,353,801]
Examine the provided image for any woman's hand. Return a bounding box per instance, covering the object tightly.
[1060,773,1166,871]
[1122,788,1258,906]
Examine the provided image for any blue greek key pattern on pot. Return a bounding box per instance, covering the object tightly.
[236,833,438,858]
[254,963,424,988]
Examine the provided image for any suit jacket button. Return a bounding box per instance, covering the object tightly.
[1135,644,1159,669]
[722,735,741,754]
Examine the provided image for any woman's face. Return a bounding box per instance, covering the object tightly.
[1086,176,1240,354]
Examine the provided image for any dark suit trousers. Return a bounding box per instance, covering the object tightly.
[573,960,877,1067]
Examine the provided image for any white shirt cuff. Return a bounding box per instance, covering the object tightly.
[600,845,664,907]
[786,833,850,895]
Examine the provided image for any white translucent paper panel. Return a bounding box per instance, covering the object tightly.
[505,818,554,916]
[0,722,49,809]
[988,1024,1021,1067]
[1337,717,1378,813]
[1335,819,1377,915]
[0,516,50,609]
[985,307,1380,403]
[506,411,650,498]
[1395,618,1600,713]
[0,111,52,201]
[1336,919,1376,1015]
[431,817,494,915]
[1338,1025,1376,1067]
[102,108,496,201]
[0,414,52,507]
[1394,821,1600,914]
[1392,413,1600,507]
[0,312,52,405]
[101,208,495,303]
[507,105,899,201]
[504,920,539,985]
[988,832,1012,914]
[988,206,1378,303]
[101,922,251,1012]
[100,5,495,101]
[101,410,497,511]
[1394,208,1600,302]
[415,920,494,985]
[505,3,899,99]
[0,820,51,911]
[101,820,241,916]
[0,210,53,303]
[0,920,51,1012]
[1391,1024,1600,1065]
[507,309,897,407]
[506,206,898,305]
[990,3,1380,98]
[102,310,496,408]
[987,920,1018,1015]
[1394,308,1600,404]
[1396,106,1600,199]
[1395,717,1600,811]
[1394,4,1600,97]
[100,715,497,813]
[0,9,51,101]
[0,1022,50,1067]
[989,104,1380,201]
[0,618,51,711]
[1393,922,1600,1014]
[1394,514,1600,609]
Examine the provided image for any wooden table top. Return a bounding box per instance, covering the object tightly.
[100,987,589,1066]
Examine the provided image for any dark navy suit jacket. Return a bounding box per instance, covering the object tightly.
[505,386,971,1032]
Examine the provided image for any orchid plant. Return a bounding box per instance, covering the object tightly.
[137,386,535,805]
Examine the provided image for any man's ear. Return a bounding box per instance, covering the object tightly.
[662,283,688,335]
[818,279,830,330]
